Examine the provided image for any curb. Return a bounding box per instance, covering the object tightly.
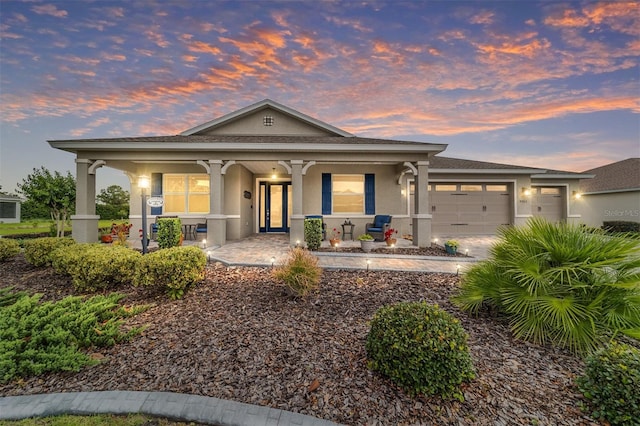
[0,391,344,426]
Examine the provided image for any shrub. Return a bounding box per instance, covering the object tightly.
[60,245,141,292]
[157,218,182,249]
[603,221,640,234]
[50,243,102,276]
[576,342,640,425]
[0,291,145,383]
[23,237,76,267]
[366,302,475,401]
[453,217,640,355]
[304,218,323,250]
[272,247,322,297]
[0,239,20,261]
[132,246,206,299]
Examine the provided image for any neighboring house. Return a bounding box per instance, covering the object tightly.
[0,195,21,224]
[578,158,640,227]
[48,99,590,247]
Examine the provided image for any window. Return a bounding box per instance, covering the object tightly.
[486,184,508,192]
[541,187,560,195]
[0,201,17,219]
[435,184,457,191]
[332,175,364,213]
[461,184,482,191]
[163,174,210,214]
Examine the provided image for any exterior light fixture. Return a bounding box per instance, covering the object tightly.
[366,259,371,272]
[271,256,276,267]
[572,191,582,199]
[521,187,532,197]
[138,175,151,255]
[206,250,211,262]
[456,264,461,276]
[271,168,277,179]
[202,239,207,248]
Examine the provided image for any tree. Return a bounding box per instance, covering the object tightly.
[16,167,75,237]
[96,185,130,220]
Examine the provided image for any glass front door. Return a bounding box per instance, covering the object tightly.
[259,182,291,233]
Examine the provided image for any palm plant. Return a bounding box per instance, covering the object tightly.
[453,217,640,355]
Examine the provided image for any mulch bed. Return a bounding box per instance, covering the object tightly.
[0,254,597,425]
[316,245,467,257]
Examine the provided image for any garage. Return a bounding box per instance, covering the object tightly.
[429,183,512,235]
[531,186,565,222]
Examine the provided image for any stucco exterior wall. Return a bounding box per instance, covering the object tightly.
[577,191,640,227]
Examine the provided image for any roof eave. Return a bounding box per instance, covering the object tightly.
[532,173,594,179]
[430,168,546,175]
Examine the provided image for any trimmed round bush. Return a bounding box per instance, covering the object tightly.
[133,246,206,299]
[50,243,102,276]
[366,301,475,401]
[577,342,640,425]
[23,237,76,267]
[0,239,20,261]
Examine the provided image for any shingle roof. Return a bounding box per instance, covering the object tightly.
[430,156,544,171]
[580,158,640,193]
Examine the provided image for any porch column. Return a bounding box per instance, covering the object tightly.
[207,160,226,246]
[412,160,432,247]
[71,158,100,243]
[290,160,304,246]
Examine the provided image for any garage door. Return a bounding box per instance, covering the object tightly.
[430,183,511,235]
[532,187,564,222]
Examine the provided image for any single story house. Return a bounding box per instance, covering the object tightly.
[0,195,21,224]
[578,158,640,227]
[48,99,590,247]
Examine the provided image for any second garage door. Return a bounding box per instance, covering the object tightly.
[430,183,512,235]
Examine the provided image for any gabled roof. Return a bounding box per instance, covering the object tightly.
[580,158,640,193]
[180,99,353,137]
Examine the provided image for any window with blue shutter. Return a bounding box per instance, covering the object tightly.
[322,173,332,215]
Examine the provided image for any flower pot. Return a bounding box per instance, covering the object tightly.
[386,238,397,246]
[330,238,340,247]
[360,240,374,253]
[100,235,113,243]
[445,244,457,254]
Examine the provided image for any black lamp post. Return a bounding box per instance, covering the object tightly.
[138,175,150,255]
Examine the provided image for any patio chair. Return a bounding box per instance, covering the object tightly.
[195,222,207,241]
[365,215,393,241]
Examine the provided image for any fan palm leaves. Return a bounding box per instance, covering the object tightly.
[453,217,640,355]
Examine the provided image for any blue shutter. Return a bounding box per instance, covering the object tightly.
[322,173,331,215]
[365,174,375,215]
[150,173,162,215]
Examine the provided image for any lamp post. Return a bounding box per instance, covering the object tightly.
[138,175,150,254]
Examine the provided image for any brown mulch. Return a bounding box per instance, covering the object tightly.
[0,254,597,426]
[316,245,467,257]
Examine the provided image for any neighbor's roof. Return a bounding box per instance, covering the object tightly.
[429,156,590,178]
[580,158,640,193]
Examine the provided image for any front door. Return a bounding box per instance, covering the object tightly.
[259,182,291,233]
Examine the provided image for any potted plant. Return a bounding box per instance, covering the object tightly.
[99,228,113,243]
[445,239,459,254]
[358,233,375,253]
[329,227,341,247]
[384,228,398,246]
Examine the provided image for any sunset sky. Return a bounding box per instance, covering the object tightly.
[1,0,638,193]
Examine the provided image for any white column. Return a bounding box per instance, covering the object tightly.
[289,160,304,246]
[206,160,226,246]
[412,161,432,247]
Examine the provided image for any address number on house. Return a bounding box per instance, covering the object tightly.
[147,197,164,207]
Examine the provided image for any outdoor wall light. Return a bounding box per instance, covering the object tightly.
[521,187,532,197]
[572,191,582,199]
[271,168,277,179]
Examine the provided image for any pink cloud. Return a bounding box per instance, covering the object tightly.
[31,4,68,18]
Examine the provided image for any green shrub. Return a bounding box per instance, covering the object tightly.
[273,247,322,297]
[157,218,182,249]
[366,302,475,401]
[50,243,102,276]
[132,246,206,299]
[23,237,76,267]
[603,221,640,234]
[304,218,323,250]
[0,238,20,261]
[576,342,640,425]
[453,217,640,355]
[60,245,141,292]
[0,291,145,383]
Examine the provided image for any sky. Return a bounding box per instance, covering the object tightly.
[1,0,639,194]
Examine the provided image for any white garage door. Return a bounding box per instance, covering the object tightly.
[430,183,512,235]
[532,187,564,222]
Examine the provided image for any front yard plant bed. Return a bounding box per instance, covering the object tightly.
[317,245,468,257]
[1,254,597,425]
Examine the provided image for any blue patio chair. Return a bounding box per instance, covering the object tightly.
[365,215,392,241]
[196,222,207,240]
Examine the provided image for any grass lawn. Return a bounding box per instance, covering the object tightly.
[0,220,119,237]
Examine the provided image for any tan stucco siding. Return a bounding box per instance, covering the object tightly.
[577,191,640,227]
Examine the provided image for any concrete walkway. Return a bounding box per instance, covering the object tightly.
[1,234,496,425]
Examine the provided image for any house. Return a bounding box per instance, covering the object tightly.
[48,99,590,247]
[0,195,21,224]
[578,158,640,227]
